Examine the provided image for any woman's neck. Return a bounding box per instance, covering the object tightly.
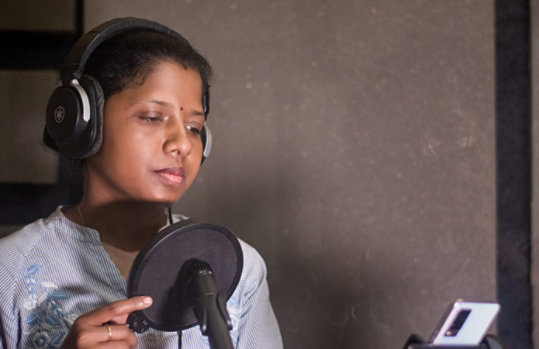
[66,198,170,280]
[75,198,169,252]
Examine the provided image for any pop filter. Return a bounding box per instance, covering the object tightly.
[126,218,243,332]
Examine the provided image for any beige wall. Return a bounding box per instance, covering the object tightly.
[86,1,495,348]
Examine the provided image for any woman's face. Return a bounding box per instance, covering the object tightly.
[85,60,205,205]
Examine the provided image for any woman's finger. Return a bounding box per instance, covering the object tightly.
[101,323,137,344]
[77,296,153,326]
[61,297,152,349]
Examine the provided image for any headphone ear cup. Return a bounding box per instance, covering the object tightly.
[44,82,87,155]
[43,75,104,159]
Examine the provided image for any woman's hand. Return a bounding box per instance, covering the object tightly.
[61,296,153,349]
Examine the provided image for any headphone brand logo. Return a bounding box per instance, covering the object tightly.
[54,106,65,123]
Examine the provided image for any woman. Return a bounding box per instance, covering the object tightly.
[0,18,282,349]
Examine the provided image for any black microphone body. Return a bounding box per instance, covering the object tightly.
[184,260,234,349]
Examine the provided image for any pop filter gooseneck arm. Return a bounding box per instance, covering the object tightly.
[127,219,243,348]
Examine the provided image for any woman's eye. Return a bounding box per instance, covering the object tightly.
[139,115,163,123]
[186,124,202,135]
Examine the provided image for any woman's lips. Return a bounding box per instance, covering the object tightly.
[155,166,185,185]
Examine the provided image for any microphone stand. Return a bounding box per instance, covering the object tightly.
[181,259,234,349]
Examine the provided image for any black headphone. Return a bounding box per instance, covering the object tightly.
[44,17,212,161]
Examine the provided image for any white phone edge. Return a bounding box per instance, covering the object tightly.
[428,300,500,346]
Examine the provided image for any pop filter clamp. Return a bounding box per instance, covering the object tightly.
[126,219,243,349]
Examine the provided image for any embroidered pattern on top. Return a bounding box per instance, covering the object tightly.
[23,264,76,348]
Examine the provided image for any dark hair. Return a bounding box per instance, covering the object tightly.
[85,28,213,106]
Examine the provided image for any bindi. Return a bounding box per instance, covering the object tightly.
[180,106,184,111]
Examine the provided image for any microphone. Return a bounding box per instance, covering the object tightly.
[126,219,243,348]
[180,259,234,349]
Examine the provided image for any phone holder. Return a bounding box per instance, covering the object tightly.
[402,334,509,349]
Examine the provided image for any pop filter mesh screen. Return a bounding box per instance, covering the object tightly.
[127,220,243,331]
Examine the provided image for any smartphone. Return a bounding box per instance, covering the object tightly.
[428,300,500,346]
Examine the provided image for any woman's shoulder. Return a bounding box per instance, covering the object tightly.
[237,239,264,263]
[236,238,268,282]
[0,218,48,253]
[0,208,63,272]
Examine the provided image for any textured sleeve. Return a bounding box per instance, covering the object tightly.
[235,241,283,349]
[0,221,45,349]
[0,253,19,349]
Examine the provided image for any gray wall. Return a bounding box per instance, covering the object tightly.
[93,1,494,348]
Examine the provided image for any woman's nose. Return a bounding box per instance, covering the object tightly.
[163,122,192,156]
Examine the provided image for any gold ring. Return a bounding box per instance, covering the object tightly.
[106,325,113,341]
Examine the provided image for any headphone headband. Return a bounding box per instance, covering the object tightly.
[61,18,190,85]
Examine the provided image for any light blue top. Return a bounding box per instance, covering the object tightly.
[0,207,282,348]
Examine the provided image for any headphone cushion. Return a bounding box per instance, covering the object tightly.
[77,75,104,158]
